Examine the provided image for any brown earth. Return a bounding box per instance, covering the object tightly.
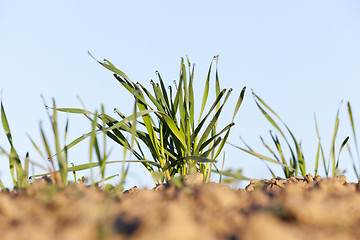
[0,174,360,240]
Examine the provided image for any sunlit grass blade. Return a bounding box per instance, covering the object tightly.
[335,136,349,169]
[232,87,246,122]
[198,57,214,122]
[252,91,306,176]
[329,103,341,176]
[227,142,295,171]
[314,114,321,176]
[347,145,359,179]
[347,101,360,175]
[88,51,130,80]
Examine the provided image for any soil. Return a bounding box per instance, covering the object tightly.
[0,174,360,240]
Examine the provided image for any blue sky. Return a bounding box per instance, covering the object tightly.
[1,1,360,189]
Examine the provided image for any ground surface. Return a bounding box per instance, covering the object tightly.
[0,174,359,240]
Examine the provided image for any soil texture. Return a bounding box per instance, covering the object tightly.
[0,174,360,240]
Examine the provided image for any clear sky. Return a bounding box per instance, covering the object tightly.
[1,1,360,189]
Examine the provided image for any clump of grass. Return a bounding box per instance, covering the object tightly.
[314,102,349,177]
[1,98,30,189]
[55,54,247,185]
[29,99,129,188]
[229,91,305,178]
[231,91,349,179]
[346,102,360,180]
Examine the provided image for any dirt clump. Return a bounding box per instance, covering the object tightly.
[0,174,359,240]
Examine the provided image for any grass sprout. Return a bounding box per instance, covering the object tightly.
[55,54,247,185]
[230,91,304,178]
[1,98,30,189]
[346,102,360,179]
[314,103,349,177]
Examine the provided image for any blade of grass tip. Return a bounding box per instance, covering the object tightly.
[1,99,13,146]
[335,136,349,169]
[232,87,246,122]
[347,144,360,179]
[215,55,221,112]
[64,116,69,151]
[198,57,214,122]
[188,63,195,132]
[348,102,360,161]
[88,51,131,80]
[329,102,342,176]
[156,71,172,114]
[24,152,29,184]
[70,163,77,183]
[52,107,94,115]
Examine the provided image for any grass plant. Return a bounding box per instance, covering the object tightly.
[314,103,349,177]
[346,102,360,180]
[1,98,30,189]
[231,91,349,179]
[28,100,133,188]
[230,91,305,178]
[53,54,247,185]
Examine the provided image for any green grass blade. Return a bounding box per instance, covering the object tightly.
[336,136,349,169]
[198,58,214,122]
[347,145,359,179]
[232,87,246,122]
[227,142,295,171]
[1,100,13,146]
[348,102,359,156]
[329,104,341,176]
[89,52,130,80]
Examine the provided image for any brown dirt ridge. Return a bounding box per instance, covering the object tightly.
[0,174,360,240]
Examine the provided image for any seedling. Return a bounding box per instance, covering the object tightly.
[54,54,247,185]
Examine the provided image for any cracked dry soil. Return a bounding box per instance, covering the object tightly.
[0,174,360,240]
